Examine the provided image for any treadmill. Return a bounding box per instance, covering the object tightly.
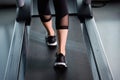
[25,0,113,80]
[0,0,113,80]
[25,0,93,80]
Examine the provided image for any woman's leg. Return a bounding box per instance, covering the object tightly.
[57,18,68,56]
[37,0,57,46]
[53,0,69,56]
[53,0,69,68]
[37,0,55,36]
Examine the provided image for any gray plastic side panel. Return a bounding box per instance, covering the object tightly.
[84,18,113,80]
[3,21,25,80]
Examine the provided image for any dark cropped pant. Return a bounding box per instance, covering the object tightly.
[37,0,69,29]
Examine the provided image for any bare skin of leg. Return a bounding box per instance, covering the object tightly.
[42,19,55,36]
[41,15,55,36]
[57,29,68,56]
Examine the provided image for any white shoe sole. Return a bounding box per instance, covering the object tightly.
[47,41,57,46]
[54,62,67,68]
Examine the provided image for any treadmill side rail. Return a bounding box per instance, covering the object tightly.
[84,18,113,80]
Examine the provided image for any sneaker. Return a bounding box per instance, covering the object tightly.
[45,35,57,47]
[54,53,67,69]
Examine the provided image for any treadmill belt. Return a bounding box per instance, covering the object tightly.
[25,16,93,80]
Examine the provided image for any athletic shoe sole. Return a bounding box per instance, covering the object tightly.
[47,41,57,46]
[54,62,67,69]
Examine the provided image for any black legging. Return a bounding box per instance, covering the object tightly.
[37,0,69,29]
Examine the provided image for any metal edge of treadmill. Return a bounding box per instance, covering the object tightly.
[18,25,30,80]
[76,0,113,79]
[3,21,25,80]
[84,18,113,80]
[3,0,31,79]
[17,0,32,79]
[81,24,100,80]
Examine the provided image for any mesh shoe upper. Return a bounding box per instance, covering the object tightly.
[54,53,67,68]
[45,35,57,46]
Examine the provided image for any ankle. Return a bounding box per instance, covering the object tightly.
[57,50,66,56]
[48,31,55,36]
